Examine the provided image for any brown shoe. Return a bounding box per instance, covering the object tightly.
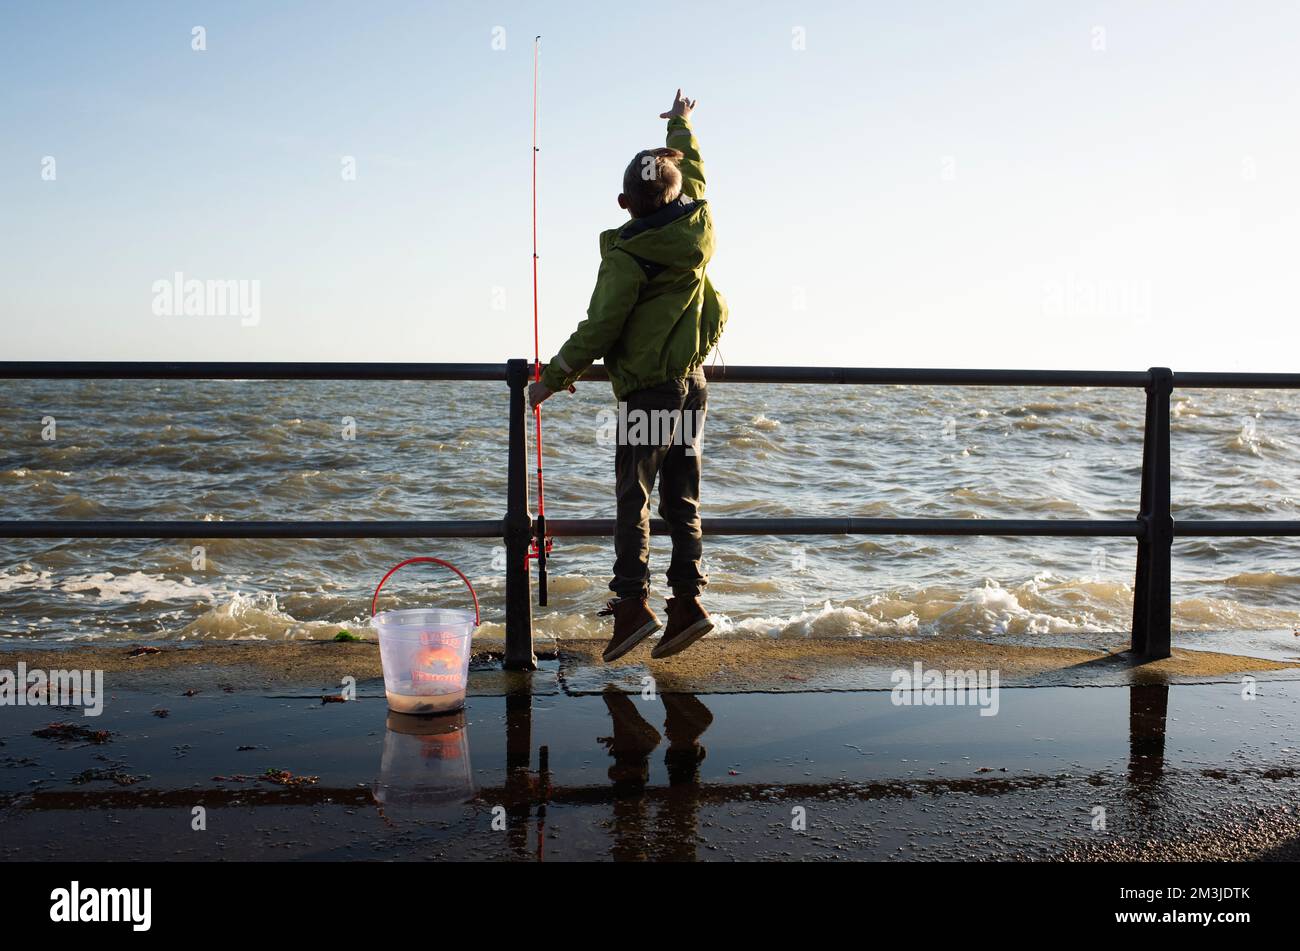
[598,597,661,662]
[651,596,714,659]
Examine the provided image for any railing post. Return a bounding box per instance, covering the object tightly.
[504,358,537,670]
[1131,367,1174,659]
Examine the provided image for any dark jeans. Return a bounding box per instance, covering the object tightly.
[611,367,708,601]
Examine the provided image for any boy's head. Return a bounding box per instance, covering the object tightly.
[618,147,684,218]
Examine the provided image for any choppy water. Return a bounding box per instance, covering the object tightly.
[2,378,1299,653]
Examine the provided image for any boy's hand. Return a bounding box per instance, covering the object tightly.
[659,88,697,120]
[527,381,553,409]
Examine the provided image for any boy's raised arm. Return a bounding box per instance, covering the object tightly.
[661,89,704,200]
[538,251,644,396]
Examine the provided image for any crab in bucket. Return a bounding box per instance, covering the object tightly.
[410,633,464,685]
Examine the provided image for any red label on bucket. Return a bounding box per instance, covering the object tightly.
[411,669,462,685]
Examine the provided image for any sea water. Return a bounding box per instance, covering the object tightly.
[3,378,1299,654]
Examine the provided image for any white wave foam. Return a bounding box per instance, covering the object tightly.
[60,571,219,604]
[713,601,921,638]
[926,580,1109,636]
[178,591,365,640]
[0,569,54,594]
[0,569,219,604]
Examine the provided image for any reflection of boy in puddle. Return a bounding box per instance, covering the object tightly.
[599,688,714,860]
[662,693,713,785]
[598,687,714,787]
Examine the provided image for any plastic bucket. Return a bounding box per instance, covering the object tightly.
[371,557,480,715]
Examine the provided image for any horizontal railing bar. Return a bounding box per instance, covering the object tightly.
[1172,371,1300,389]
[8,517,1299,541]
[579,365,1152,387]
[0,362,1155,387]
[0,517,1141,539]
[552,517,1144,537]
[0,362,508,381]
[0,520,504,539]
[1175,520,1300,536]
[6,362,1299,389]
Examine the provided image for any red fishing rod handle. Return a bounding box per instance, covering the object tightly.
[524,536,554,559]
[371,557,480,625]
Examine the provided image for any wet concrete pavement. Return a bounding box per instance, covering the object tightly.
[2,658,1299,860]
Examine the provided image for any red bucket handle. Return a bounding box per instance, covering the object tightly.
[371,557,480,626]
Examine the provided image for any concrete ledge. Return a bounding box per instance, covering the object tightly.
[558,637,1300,694]
[2,637,1296,696]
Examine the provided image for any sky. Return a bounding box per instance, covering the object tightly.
[2,0,1298,371]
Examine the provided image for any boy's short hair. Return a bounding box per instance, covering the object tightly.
[622,147,684,218]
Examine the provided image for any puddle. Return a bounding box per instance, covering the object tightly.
[1,680,1298,860]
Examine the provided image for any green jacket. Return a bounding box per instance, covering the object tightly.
[540,115,727,401]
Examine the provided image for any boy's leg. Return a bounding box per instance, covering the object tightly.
[651,369,713,660]
[611,381,686,600]
[658,368,708,598]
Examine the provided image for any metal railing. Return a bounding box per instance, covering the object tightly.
[3,359,1299,671]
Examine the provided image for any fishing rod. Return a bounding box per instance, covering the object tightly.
[527,34,553,606]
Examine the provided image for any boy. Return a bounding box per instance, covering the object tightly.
[528,89,727,663]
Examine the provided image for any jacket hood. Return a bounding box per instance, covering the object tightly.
[601,196,713,272]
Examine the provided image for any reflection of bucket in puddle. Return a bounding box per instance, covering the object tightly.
[373,711,475,811]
